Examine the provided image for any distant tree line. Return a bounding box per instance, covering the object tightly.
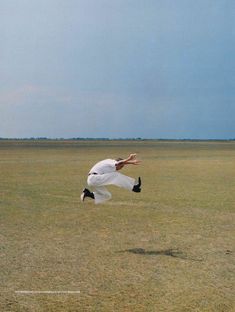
[0,137,234,141]
[0,137,145,141]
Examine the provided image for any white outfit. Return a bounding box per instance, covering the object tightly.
[87,159,135,204]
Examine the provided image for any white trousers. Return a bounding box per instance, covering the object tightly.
[87,172,135,204]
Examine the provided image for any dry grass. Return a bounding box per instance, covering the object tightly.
[0,140,234,311]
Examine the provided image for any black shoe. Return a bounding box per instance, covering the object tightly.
[132,177,141,193]
[80,188,94,202]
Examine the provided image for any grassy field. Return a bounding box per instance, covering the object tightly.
[0,140,234,312]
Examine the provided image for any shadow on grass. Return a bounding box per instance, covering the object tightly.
[119,248,203,261]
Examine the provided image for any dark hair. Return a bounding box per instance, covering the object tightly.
[115,157,123,161]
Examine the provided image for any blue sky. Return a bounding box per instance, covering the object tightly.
[1,0,235,139]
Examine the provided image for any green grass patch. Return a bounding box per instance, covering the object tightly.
[0,140,234,311]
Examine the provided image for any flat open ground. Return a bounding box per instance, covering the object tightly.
[0,140,234,312]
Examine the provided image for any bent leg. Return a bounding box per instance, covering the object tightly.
[93,186,112,204]
[109,172,135,190]
[88,172,135,191]
[87,173,136,204]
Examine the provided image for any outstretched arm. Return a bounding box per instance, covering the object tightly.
[116,154,141,170]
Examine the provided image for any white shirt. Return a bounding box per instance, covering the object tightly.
[89,159,118,175]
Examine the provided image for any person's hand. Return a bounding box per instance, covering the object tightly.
[129,153,137,160]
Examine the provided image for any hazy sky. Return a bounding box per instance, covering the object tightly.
[1,0,235,139]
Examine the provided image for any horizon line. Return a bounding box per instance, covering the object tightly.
[0,137,234,141]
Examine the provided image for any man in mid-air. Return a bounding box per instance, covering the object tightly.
[81,153,142,204]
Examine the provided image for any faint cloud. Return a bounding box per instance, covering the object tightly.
[0,84,40,106]
[0,84,74,107]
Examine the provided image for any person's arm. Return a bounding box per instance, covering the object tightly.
[116,154,141,169]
